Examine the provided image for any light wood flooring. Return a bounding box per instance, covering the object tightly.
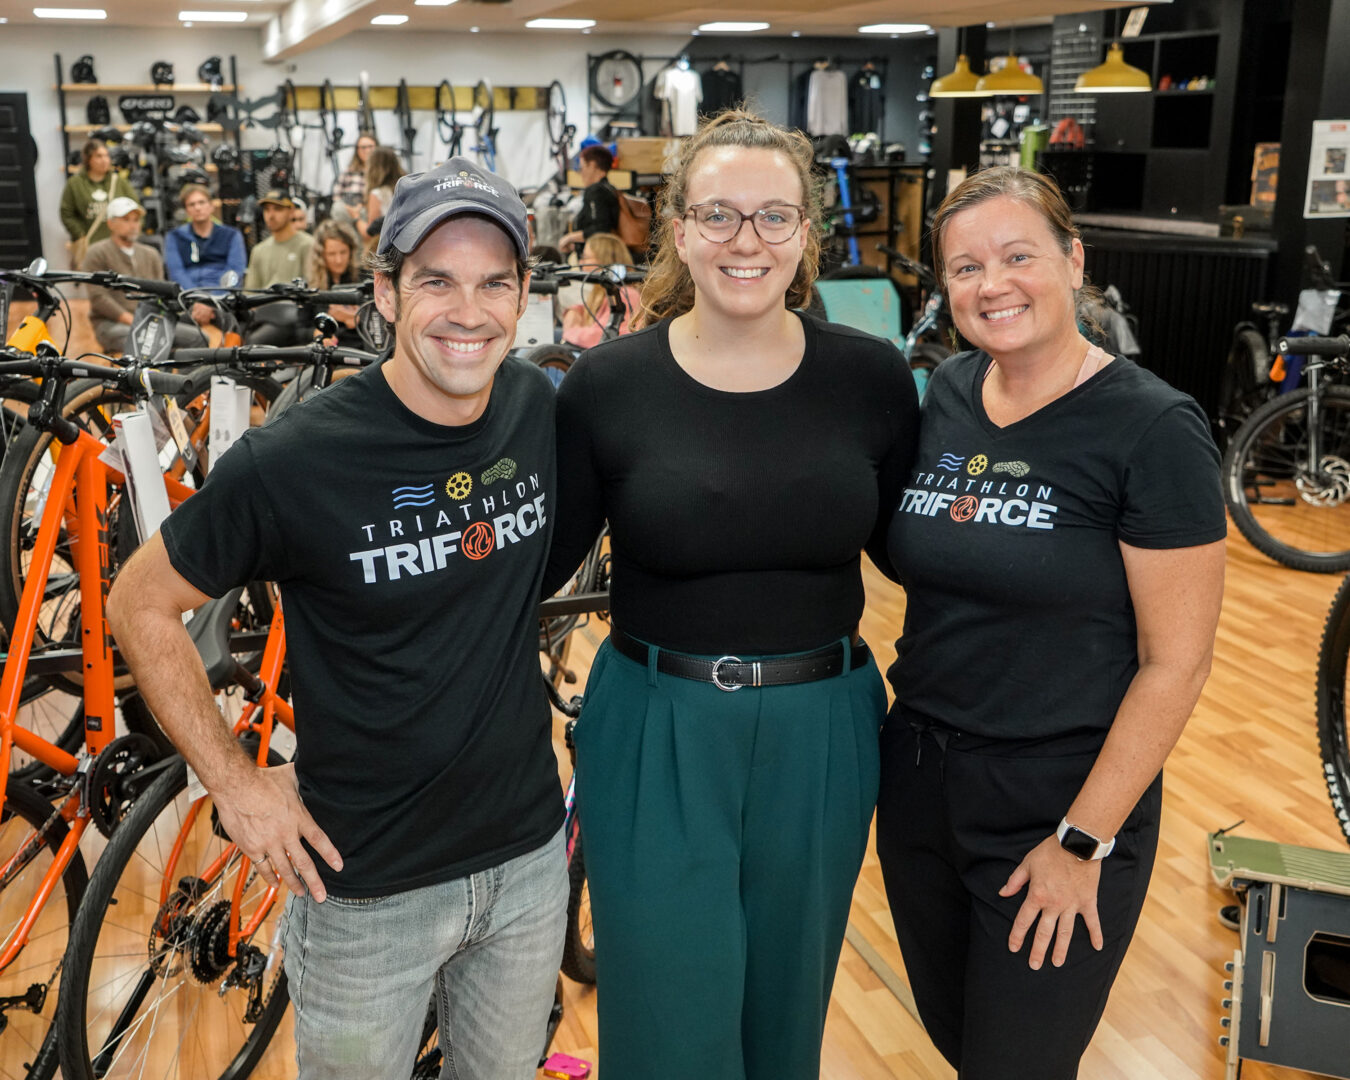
[7,299,1348,1078]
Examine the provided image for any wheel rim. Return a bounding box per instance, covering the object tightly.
[74,783,287,1078]
[1234,392,1350,559]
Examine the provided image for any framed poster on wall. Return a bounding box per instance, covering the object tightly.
[1304,119,1350,218]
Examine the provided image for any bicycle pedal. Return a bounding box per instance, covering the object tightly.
[542,1053,591,1078]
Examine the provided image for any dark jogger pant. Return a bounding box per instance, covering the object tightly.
[875,721,1162,1080]
[573,635,886,1080]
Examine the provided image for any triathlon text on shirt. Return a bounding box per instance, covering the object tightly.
[348,469,546,583]
[897,454,1058,531]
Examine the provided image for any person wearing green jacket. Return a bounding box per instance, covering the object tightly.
[60,139,138,248]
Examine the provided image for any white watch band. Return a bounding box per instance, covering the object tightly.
[1056,817,1116,860]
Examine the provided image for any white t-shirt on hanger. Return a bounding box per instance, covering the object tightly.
[656,67,703,136]
[807,67,849,136]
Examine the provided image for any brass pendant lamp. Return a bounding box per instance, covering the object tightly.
[930,28,983,97]
[974,24,1043,95]
[1075,10,1151,93]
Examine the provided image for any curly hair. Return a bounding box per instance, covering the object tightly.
[637,109,823,327]
[307,218,361,289]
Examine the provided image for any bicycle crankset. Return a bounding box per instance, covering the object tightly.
[86,732,165,838]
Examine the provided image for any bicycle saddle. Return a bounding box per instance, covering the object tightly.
[186,586,248,691]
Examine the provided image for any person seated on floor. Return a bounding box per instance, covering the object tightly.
[163,183,246,335]
[81,196,204,355]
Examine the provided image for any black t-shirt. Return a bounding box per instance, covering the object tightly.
[885,351,1226,740]
[161,358,562,897]
[575,179,620,239]
[545,312,919,654]
[700,68,744,116]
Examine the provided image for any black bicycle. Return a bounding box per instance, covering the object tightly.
[1222,334,1350,571]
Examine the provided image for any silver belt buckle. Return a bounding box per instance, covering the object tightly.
[711,655,744,692]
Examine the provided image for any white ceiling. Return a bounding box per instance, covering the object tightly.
[0,0,1161,54]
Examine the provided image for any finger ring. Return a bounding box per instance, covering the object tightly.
[256,854,270,865]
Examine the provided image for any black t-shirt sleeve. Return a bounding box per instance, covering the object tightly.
[160,437,290,596]
[864,352,921,582]
[542,359,608,598]
[1118,399,1227,549]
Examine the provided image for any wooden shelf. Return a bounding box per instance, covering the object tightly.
[64,123,225,133]
[58,83,234,93]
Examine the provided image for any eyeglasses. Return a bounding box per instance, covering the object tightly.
[683,203,806,245]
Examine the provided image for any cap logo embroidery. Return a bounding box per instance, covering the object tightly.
[433,176,499,197]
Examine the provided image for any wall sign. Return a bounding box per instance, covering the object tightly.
[1305,119,1350,218]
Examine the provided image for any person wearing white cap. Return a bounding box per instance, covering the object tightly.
[80,196,203,354]
[108,157,565,1079]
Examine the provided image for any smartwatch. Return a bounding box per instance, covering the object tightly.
[1056,817,1115,861]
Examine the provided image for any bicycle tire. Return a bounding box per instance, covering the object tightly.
[1215,327,1275,450]
[472,81,496,170]
[1,779,90,1080]
[589,50,643,109]
[1222,384,1350,572]
[559,828,595,984]
[546,80,567,148]
[907,341,949,403]
[1316,572,1350,846]
[524,342,576,391]
[57,758,290,1080]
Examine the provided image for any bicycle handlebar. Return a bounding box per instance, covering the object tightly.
[171,343,379,366]
[1280,335,1350,358]
[116,276,182,300]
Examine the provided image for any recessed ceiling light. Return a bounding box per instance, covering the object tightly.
[179,9,247,20]
[469,24,478,31]
[526,17,595,28]
[858,23,929,34]
[790,30,801,37]
[370,13,408,23]
[34,7,107,17]
[698,21,768,31]
[414,0,456,5]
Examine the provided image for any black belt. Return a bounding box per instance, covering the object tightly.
[609,627,869,692]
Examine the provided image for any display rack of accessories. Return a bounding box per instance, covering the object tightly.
[55,53,242,236]
[916,54,935,158]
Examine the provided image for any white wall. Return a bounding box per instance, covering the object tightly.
[1,24,694,262]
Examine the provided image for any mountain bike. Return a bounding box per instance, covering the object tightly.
[436,79,464,160]
[1314,557,1350,847]
[1222,334,1350,572]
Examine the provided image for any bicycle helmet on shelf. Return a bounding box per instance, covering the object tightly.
[179,167,211,188]
[150,61,175,87]
[109,145,133,168]
[197,55,223,89]
[86,96,110,126]
[92,124,123,143]
[173,105,201,125]
[71,55,97,84]
[211,142,241,170]
[127,121,159,149]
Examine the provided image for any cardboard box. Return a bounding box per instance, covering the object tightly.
[615,137,682,176]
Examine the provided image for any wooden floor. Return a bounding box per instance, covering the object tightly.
[7,299,1348,1077]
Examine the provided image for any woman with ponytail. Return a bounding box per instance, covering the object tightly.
[542,109,919,1079]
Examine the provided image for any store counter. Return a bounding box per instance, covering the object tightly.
[1074,216,1277,420]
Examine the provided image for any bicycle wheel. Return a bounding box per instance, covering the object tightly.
[1222,384,1350,572]
[546,80,567,148]
[589,50,643,109]
[472,81,496,170]
[524,342,577,391]
[0,779,90,1080]
[57,758,290,1080]
[907,341,950,403]
[1316,572,1350,846]
[559,828,595,985]
[1215,327,1275,451]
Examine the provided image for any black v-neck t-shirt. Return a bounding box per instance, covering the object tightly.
[885,350,1225,740]
[545,312,919,654]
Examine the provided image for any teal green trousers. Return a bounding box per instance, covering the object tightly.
[573,635,885,1080]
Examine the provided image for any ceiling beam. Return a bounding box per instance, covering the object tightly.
[261,0,381,62]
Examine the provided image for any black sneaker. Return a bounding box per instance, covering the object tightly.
[1218,904,1241,932]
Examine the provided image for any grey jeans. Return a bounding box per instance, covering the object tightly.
[281,828,567,1080]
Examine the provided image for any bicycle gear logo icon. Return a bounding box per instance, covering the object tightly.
[480,458,517,485]
[461,521,495,561]
[445,472,473,500]
[967,454,989,476]
[950,495,978,522]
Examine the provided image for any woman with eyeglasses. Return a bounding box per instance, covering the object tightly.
[543,109,919,1079]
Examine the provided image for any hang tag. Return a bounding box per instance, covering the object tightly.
[186,761,208,804]
[161,396,200,473]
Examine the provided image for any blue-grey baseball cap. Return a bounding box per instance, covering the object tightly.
[377,157,529,259]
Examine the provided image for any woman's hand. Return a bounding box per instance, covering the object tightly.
[329,303,358,328]
[1000,835,1104,970]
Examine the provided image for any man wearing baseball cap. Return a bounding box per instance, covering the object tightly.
[243,187,315,289]
[81,196,204,353]
[108,158,565,1078]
